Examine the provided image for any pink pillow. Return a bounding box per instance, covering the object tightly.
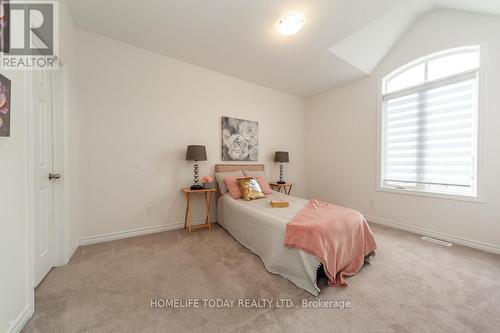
[256,176,272,194]
[224,177,242,199]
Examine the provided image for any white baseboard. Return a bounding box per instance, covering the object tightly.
[65,240,80,264]
[78,217,216,247]
[366,215,500,255]
[7,304,32,333]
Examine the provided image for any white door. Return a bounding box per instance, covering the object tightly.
[33,70,56,286]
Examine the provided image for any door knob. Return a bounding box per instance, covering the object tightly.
[48,173,61,180]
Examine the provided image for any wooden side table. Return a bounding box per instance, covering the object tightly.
[269,183,294,195]
[181,187,217,235]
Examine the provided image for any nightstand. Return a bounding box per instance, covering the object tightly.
[269,183,294,195]
[181,187,217,235]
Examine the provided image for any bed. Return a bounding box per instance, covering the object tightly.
[216,164,322,295]
[215,163,377,296]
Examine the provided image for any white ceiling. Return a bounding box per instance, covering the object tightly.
[66,0,500,98]
[328,0,434,74]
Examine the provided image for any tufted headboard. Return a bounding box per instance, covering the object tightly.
[215,163,264,173]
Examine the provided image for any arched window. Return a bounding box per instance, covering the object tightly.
[380,46,480,198]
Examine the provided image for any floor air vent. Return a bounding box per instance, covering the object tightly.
[421,236,453,247]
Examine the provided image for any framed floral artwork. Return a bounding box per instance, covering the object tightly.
[0,73,10,137]
[221,116,258,161]
[0,0,10,53]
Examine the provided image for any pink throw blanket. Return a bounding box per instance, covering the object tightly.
[284,200,377,287]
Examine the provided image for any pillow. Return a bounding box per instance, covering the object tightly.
[243,170,267,180]
[237,177,266,201]
[256,176,272,194]
[215,170,245,195]
[243,170,272,194]
[224,177,242,199]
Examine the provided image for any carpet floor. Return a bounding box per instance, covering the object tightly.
[22,223,500,333]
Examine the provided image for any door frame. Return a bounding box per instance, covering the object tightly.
[52,64,71,266]
[26,63,70,302]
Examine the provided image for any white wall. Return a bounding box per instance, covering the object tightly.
[74,31,307,240]
[58,0,81,262]
[306,9,500,252]
[0,70,30,333]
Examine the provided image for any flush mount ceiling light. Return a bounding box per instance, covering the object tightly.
[277,12,305,36]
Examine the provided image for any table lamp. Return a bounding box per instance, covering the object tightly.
[274,151,289,184]
[186,145,207,190]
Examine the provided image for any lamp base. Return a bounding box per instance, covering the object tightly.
[190,184,204,190]
[277,181,286,184]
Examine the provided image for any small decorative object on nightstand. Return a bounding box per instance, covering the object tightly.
[186,145,207,190]
[269,182,294,195]
[274,151,289,184]
[181,187,217,235]
[202,175,214,189]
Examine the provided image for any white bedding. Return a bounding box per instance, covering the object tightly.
[217,191,321,295]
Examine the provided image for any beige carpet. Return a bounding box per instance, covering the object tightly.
[23,223,500,333]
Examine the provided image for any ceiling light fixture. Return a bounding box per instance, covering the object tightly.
[277,12,305,36]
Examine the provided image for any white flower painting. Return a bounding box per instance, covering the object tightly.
[222,116,258,161]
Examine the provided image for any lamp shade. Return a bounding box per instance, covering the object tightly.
[274,151,289,163]
[186,145,207,161]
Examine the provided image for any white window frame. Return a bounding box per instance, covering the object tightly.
[377,46,485,202]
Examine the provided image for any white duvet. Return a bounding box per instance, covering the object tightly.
[217,191,321,295]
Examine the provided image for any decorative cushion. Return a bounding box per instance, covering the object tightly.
[243,170,267,180]
[237,177,266,201]
[256,176,272,194]
[243,170,272,194]
[224,177,242,199]
[215,170,245,195]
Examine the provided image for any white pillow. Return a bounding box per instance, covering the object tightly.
[215,170,245,195]
[243,170,269,184]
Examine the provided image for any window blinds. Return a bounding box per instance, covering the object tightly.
[382,71,477,188]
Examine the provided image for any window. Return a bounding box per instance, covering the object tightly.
[380,46,480,198]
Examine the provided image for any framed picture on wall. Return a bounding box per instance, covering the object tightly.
[221,116,258,161]
[0,73,11,137]
[0,0,10,53]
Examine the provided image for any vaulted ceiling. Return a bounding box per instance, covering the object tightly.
[67,0,500,97]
